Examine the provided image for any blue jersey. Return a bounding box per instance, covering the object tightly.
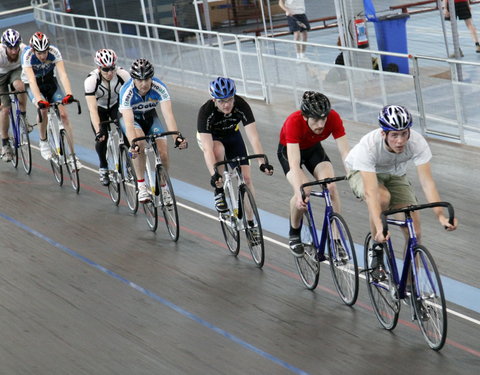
[21,45,62,82]
[118,77,170,118]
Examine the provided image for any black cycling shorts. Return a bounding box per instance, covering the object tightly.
[214,131,249,166]
[277,142,330,175]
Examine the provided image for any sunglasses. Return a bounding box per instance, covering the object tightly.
[101,66,116,72]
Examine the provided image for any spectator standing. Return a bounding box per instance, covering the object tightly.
[443,0,480,53]
[279,0,311,59]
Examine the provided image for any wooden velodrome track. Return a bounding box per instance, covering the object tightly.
[0,22,479,375]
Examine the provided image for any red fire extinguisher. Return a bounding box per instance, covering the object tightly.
[354,17,369,48]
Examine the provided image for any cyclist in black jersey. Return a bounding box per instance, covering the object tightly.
[196,77,273,215]
[84,49,130,185]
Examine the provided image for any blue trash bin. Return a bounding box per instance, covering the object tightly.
[372,13,410,74]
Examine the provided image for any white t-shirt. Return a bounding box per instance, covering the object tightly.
[345,128,432,176]
[284,0,305,15]
[0,43,26,75]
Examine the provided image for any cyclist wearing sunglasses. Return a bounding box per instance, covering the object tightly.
[0,28,29,162]
[84,49,130,185]
[119,58,188,203]
[196,77,273,213]
[277,91,350,257]
[21,31,79,163]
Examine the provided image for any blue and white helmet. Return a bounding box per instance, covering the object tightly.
[209,77,236,99]
[1,28,21,48]
[378,105,413,131]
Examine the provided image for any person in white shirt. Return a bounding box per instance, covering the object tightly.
[345,105,457,279]
[279,0,311,59]
[84,49,130,185]
[0,29,28,162]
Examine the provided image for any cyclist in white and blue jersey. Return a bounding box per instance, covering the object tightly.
[119,58,188,203]
[21,32,79,164]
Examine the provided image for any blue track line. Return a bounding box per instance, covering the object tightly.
[0,212,310,375]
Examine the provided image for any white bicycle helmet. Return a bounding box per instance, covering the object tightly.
[1,28,21,48]
[378,105,413,131]
[95,48,117,68]
[29,31,50,52]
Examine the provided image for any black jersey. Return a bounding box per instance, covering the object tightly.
[197,95,255,137]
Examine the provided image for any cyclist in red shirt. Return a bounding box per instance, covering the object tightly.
[277,91,350,257]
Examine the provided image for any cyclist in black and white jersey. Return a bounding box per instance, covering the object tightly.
[84,49,130,185]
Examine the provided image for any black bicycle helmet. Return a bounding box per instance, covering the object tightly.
[300,91,331,119]
[130,58,154,80]
[378,105,413,131]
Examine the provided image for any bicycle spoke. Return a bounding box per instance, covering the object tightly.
[412,245,447,350]
[48,126,63,186]
[61,130,80,193]
[19,117,32,174]
[328,213,359,306]
[294,211,320,289]
[220,181,240,255]
[120,146,138,213]
[364,233,399,330]
[157,166,179,241]
[240,185,264,268]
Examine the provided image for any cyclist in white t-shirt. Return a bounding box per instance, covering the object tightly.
[345,105,457,280]
[84,49,130,185]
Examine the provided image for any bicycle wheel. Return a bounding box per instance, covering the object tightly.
[106,144,121,205]
[143,166,158,231]
[157,166,179,241]
[220,181,240,256]
[60,130,80,193]
[364,233,400,330]
[8,125,19,168]
[239,184,264,268]
[294,211,320,290]
[120,145,138,214]
[19,116,32,174]
[327,213,359,306]
[48,126,63,186]
[411,245,447,351]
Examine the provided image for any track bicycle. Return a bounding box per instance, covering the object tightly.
[295,177,359,305]
[363,202,455,351]
[0,90,32,174]
[38,100,81,193]
[213,154,270,268]
[100,119,138,210]
[131,131,181,240]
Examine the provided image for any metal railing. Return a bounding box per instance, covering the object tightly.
[31,0,480,146]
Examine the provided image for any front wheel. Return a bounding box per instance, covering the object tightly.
[48,126,63,186]
[120,145,138,214]
[220,181,240,256]
[364,233,400,330]
[61,130,80,194]
[327,213,359,306]
[19,116,32,174]
[157,166,179,241]
[239,184,264,268]
[411,245,447,351]
[106,143,121,206]
[294,211,320,290]
[8,126,18,168]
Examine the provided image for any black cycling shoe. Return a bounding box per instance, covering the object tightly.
[289,235,304,257]
[369,244,387,281]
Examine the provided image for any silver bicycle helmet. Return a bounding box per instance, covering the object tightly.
[378,105,413,131]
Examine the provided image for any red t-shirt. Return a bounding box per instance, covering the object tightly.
[279,109,346,149]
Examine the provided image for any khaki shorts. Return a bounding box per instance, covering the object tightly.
[347,170,417,208]
[0,67,22,107]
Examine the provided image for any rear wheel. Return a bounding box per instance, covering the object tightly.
[157,166,179,241]
[364,233,400,330]
[61,129,80,193]
[327,213,359,306]
[240,185,264,268]
[220,182,240,256]
[294,211,320,290]
[120,145,138,213]
[48,125,63,186]
[19,116,32,175]
[411,245,447,351]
